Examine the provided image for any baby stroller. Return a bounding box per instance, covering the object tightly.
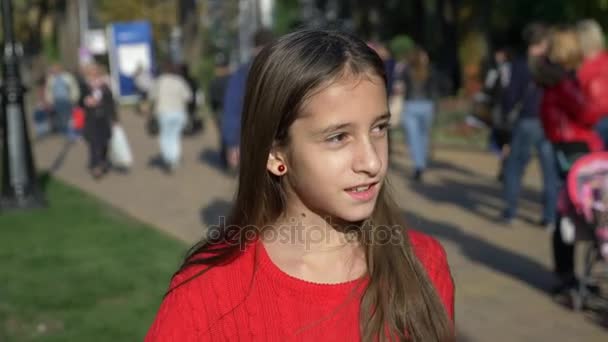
[556,144,608,312]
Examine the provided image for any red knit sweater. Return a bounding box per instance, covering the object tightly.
[145,230,454,341]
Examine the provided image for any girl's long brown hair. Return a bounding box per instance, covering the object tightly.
[176,30,453,342]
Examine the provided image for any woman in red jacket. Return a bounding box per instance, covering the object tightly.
[538,27,603,295]
[538,27,603,152]
[145,30,454,341]
[577,19,608,147]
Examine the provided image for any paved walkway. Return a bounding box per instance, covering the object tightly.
[33,109,607,341]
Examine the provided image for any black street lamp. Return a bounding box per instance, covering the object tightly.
[0,0,45,210]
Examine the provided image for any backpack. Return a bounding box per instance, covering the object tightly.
[52,75,71,102]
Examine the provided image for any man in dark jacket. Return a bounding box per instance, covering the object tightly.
[208,54,231,129]
[501,23,558,227]
[220,29,274,173]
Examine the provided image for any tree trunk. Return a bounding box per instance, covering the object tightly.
[438,0,461,94]
[57,0,80,71]
[412,0,426,45]
[478,0,493,50]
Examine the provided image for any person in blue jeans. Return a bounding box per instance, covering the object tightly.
[149,63,193,172]
[399,48,440,181]
[45,63,80,138]
[503,117,558,225]
[402,100,434,181]
[502,23,558,226]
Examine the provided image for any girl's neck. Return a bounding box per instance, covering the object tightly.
[261,210,367,284]
[586,50,602,60]
[270,207,359,250]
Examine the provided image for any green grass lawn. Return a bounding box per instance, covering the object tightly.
[432,110,490,149]
[0,179,186,341]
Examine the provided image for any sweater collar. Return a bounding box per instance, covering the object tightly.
[254,240,369,302]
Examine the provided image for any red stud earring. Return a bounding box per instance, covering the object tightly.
[278,165,286,173]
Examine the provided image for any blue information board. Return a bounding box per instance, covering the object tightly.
[107,21,154,101]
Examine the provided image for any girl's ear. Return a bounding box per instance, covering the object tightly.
[267,147,288,176]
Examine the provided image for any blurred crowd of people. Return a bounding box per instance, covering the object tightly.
[33,62,116,178]
[33,26,451,184]
[474,19,608,297]
[30,20,608,303]
[33,58,202,178]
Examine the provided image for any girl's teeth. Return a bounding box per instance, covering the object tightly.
[353,185,369,192]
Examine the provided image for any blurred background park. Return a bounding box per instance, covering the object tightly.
[2,0,608,341]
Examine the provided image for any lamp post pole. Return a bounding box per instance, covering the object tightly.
[0,0,45,210]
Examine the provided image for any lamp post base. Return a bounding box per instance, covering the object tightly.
[0,191,46,211]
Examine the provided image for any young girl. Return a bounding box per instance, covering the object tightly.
[145,29,454,342]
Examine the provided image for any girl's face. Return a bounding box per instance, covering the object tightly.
[269,73,389,223]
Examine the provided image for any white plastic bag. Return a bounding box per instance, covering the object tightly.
[560,216,576,244]
[110,125,133,168]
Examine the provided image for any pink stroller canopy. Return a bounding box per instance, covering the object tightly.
[567,152,608,223]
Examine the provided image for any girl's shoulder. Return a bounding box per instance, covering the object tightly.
[145,244,258,341]
[407,229,448,266]
[167,243,257,293]
[407,229,455,318]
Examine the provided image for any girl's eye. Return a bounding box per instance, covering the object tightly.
[372,122,390,135]
[327,133,347,144]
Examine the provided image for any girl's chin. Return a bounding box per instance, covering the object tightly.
[333,207,376,224]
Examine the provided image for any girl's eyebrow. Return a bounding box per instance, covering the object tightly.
[315,122,352,136]
[314,112,391,136]
[374,112,391,122]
